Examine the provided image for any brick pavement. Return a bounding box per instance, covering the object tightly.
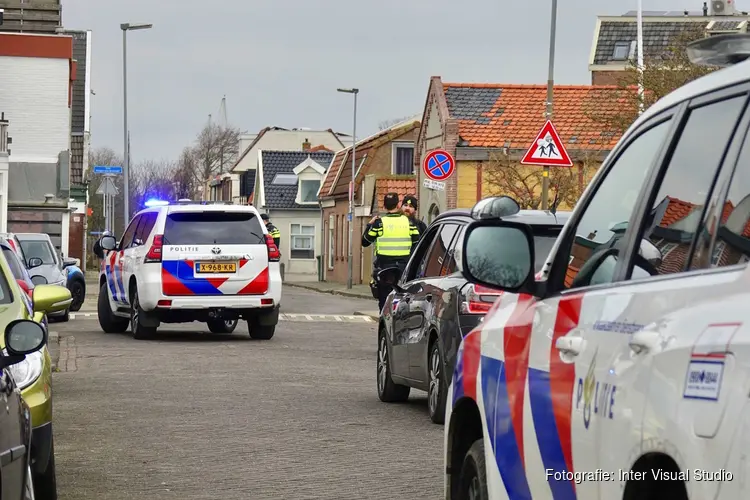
[51,288,442,500]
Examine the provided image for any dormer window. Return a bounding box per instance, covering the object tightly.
[612,41,631,60]
[299,179,321,203]
[292,155,327,205]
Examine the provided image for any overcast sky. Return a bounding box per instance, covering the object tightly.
[64,0,702,164]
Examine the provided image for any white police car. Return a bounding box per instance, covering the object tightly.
[97,200,282,339]
[445,34,750,499]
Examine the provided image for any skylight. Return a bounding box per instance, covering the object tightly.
[272,173,298,185]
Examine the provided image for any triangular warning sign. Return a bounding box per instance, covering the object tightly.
[520,120,573,167]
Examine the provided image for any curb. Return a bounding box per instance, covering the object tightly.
[353,311,380,321]
[285,282,372,300]
[48,331,60,372]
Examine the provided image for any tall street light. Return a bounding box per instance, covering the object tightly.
[121,22,152,230]
[337,88,358,289]
[541,0,558,211]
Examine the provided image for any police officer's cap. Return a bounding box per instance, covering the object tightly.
[384,192,400,210]
[260,213,269,221]
[402,195,418,210]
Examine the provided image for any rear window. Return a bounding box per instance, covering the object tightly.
[19,240,56,265]
[531,226,562,272]
[2,247,25,281]
[164,211,266,245]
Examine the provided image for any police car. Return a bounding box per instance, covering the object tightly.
[444,34,750,499]
[97,200,282,340]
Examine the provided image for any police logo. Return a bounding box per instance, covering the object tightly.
[582,354,596,429]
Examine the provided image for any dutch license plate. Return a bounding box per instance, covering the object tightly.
[196,262,237,274]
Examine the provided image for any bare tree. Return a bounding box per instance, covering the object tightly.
[483,151,599,210]
[190,123,240,186]
[378,116,415,131]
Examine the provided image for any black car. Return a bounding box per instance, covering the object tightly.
[376,199,570,423]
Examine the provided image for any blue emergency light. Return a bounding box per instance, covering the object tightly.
[144,199,169,207]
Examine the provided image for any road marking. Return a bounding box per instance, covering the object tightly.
[70,313,374,323]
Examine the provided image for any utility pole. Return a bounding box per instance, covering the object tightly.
[637,0,645,115]
[337,88,359,289]
[541,0,558,211]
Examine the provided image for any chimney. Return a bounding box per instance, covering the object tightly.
[703,2,708,16]
[302,138,311,151]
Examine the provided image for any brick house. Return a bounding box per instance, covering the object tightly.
[589,7,750,85]
[318,119,420,285]
[414,77,628,220]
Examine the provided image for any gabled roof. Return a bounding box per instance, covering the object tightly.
[371,176,417,213]
[258,150,334,210]
[319,119,420,199]
[439,81,625,150]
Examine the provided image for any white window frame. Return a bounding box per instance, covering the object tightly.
[612,41,631,60]
[297,178,321,205]
[290,223,316,260]
[391,142,415,175]
[328,215,335,270]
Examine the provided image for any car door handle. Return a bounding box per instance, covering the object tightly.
[629,330,661,354]
[555,336,585,356]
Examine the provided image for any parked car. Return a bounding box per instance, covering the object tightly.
[0,246,72,499]
[62,260,86,311]
[376,198,571,423]
[14,234,72,322]
[0,238,34,299]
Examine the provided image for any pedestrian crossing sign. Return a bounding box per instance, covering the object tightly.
[520,120,573,167]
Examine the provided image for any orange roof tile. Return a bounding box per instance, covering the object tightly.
[308,144,334,153]
[373,177,417,213]
[659,196,696,227]
[441,83,628,150]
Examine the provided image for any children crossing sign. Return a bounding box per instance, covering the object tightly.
[520,120,573,167]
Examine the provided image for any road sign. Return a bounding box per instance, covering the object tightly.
[423,149,455,181]
[96,176,119,196]
[93,165,123,175]
[423,179,446,191]
[347,213,352,222]
[520,120,573,167]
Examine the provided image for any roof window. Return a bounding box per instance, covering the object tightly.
[612,41,631,60]
[272,173,298,185]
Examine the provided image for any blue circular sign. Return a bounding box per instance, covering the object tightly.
[423,150,455,181]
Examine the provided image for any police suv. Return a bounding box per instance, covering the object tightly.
[444,34,750,499]
[97,200,282,340]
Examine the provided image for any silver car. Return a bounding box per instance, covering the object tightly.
[15,233,71,322]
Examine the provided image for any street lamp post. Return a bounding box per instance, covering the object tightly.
[541,0,558,211]
[637,0,645,115]
[337,88,359,290]
[121,22,152,231]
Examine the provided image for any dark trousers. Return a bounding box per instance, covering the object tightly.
[377,282,394,312]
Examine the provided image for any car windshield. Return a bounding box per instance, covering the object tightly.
[163,212,266,245]
[19,240,56,265]
[532,226,562,272]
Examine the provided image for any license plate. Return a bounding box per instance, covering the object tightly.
[196,262,237,274]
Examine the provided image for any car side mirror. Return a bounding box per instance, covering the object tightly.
[62,257,77,268]
[378,266,406,293]
[27,257,43,269]
[100,235,117,251]
[4,319,46,356]
[461,220,537,294]
[32,284,72,314]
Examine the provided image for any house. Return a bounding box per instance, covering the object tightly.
[318,119,420,285]
[413,77,629,220]
[589,4,750,85]
[253,150,335,281]
[0,32,75,254]
[216,127,350,204]
[0,0,62,33]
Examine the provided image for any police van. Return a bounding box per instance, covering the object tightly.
[444,34,750,499]
[96,200,282,340]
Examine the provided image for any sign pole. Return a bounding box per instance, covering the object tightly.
[542,0,559,211]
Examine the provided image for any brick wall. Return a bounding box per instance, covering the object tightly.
[591,70,625,86]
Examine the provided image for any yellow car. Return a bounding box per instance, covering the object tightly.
[0,250,72,500]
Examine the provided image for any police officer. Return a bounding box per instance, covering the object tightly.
[401,194,427,239]
[261,213,281,247]
[362,192,420,312]
[92,230,112,260]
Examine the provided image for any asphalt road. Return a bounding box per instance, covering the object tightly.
[52,286,443,500]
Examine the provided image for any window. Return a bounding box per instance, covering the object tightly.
[272,173,298,185]
[291,224,315,259]
[0,262,11,304]
[299,179,320,204]
[133,212,158,247]
[164,212,265,245]
[612,41,631,60]
[19,240,57,266]
[442,226,466,276]
[119,216,141,249]
[638,96,745,277]
[532,226,562,272]
[404,226,440,282]
[393,144,414,175]
[562,118,672,290]
[428,204,440,224]
[328,215,335,270]
[2,247,26,282]
[418,224,460,279]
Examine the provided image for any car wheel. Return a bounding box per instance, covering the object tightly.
[130,287,156,340]
[428,341,448,424]
[68,280,85,312]
[97,283,128,333]
[377,329,410,402]
[457,439,489,500]
[33,437,57,500]
[207,319,238,334]
[247,321,275,340]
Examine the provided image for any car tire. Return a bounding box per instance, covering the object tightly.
[248,321,275,340]
[130,287,156,340]
[377,329,410,402]
[97,283,128,333]
[33,437,57,500]
[427,341,448,424]
[457,439,489,500]
[207,319,238,334]
[68,279,85,312]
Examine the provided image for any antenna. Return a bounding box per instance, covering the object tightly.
[218,95,228,128]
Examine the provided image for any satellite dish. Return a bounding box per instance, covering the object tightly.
[470,196,521,220]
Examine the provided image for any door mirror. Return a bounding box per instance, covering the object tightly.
[377,266,406,293]
[32,284,72,314]
[639,239,663,267]
[27,257,43,269]
[30,275,47,286]
[100,235,117,251]
[62,257,78,268]
[462,220,536,293]
[4,319,46,356]
[470,196,521,220]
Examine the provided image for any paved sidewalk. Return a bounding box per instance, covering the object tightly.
[285,281,373,300]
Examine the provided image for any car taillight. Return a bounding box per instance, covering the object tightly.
[145,235,163,263]
[265,234,280,262]
[461,284,504,315]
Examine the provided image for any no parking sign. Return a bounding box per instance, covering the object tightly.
[422,149,455,190]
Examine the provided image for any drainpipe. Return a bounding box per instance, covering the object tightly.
[318,198,325,281]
